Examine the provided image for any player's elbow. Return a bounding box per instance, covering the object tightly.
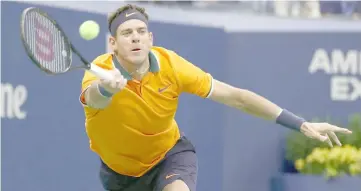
[209,80,246,109]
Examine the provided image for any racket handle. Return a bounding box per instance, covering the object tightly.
[89,64,114,80]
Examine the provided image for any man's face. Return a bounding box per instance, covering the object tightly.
[110,19,153,66]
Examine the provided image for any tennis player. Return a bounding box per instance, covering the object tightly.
[79,4,352,191]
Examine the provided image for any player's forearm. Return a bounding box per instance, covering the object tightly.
[226,89,306,130]
[210,80,305,131]
[210,80,282,120]
[83,81,112,109]
[230,89,282,121]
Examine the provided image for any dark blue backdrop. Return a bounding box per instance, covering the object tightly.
[223,32,360,191]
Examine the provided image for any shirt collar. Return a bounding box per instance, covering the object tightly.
[112,50,160,80]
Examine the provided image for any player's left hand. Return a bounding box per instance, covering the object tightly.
[300,122,352,147]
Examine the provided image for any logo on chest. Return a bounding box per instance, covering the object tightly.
[158,84,171,93]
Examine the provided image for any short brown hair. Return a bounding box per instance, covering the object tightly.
[108,4,149,31]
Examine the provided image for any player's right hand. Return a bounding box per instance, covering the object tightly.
[99,68,127,94]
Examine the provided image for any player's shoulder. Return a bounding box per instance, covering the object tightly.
[151,46,180,59]
[92,53,114,70]
[151,46,187,70]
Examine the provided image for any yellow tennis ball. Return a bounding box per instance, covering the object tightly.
[79,20,100,40]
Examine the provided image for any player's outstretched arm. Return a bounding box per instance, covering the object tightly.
[82,69,127,109]
[208,79,352,147]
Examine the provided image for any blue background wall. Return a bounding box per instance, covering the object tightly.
[223,32,360,191]
[1,2,360,191]
[2,2,107,191]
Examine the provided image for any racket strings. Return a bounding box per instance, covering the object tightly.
[23,11,70,74]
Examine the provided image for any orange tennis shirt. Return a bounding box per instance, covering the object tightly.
[79,46,213,177]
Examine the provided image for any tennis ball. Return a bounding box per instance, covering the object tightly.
[79,20,100,40]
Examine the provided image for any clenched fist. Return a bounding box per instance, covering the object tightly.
[98,68,127,95]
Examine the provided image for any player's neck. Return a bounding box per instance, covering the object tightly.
[115,55,150,81]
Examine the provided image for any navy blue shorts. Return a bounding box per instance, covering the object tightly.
[99,136,198,191]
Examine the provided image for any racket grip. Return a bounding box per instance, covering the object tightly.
[89,64,114,80]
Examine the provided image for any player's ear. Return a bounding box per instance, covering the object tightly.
[109,36,115,45]
[108,36,117,50]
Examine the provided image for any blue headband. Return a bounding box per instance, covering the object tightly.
[109,9,148,36]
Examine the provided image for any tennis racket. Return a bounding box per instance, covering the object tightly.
[20,7,113,80]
